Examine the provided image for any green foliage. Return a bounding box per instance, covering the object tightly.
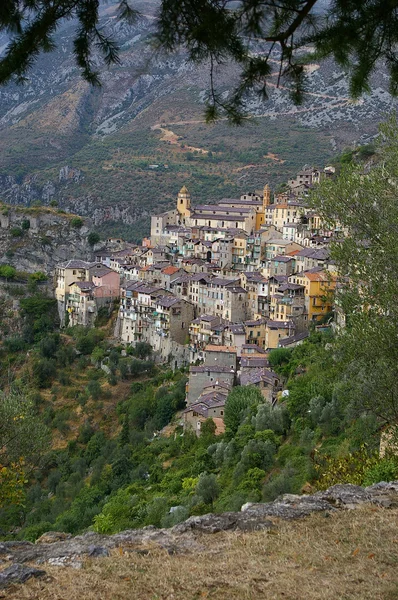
[21,219,30,230]
[33,358,57,388]
[87,231,100,246]
[0,389,50,507]
[224,386,263,435]
[93,487,141,534]
[131,342,152,360]
[70,217,83,228]
[29,271,47,282]
[268,348,293,368]
[0,264,16,279]
[313,447,383,489]
[195,472,219,506]
[74,328,105,354]
[312,117,398,424]
[86,379,102,400]
[10,226,23,238]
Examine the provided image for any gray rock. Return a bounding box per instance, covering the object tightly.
[242,494,334,520]
[88,545,110,557]
[0,563,46,588]
[173,512,273,534]
[315,484,372,508]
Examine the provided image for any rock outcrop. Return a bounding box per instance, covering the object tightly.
[0,205,96,273]
[1,481,398,590]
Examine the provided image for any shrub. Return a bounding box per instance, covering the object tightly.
[87,232,100,246]
[0,265,16,280]
[10,226,23,238]
[21,219,30,230]
[29,271,47,282]
[70,217,83,228]
[86,379,102,400]
[363,457,398,486]
[33,358,57,388]
[93,488,141,534]
[262,465,297,501]
[195,472,219,506]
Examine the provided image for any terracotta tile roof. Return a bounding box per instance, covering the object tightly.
[303,271,336,282]
[205,344,237,353]
[161,265,180,275]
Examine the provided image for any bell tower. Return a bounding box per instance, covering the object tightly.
[263,184,271,208]
[177,185,191,218]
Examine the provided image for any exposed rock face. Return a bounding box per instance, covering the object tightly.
[0,564,46,588]
[0,206,96,273]
[0,482,397,586]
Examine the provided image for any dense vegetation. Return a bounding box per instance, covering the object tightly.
[0,309,396,542]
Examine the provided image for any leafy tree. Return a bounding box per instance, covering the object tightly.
[312,117,398,424]
[132,342,152,360]
[1,1,398,120]
[86,380,102,400]
[195,472,219,506]
[224,386,263,434]
[0,390,50,508]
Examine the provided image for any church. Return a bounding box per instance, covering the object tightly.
[150,185,272,245]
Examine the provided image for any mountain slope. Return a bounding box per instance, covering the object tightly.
[0,2,395,239]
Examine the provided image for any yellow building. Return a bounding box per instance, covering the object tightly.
[293,270,336,322]
[232,233,248,266]
[265,320,295,349]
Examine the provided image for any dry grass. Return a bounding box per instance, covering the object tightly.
[6,506,398,600]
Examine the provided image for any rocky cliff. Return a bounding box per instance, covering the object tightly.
[0,204,97,273]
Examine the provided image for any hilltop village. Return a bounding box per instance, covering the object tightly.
[55,166,339,435]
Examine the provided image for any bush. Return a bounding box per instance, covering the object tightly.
[10,227,23,238]
[21,219,30,230]
[88,232,100,246]
[70,217,83,228]
[3,335,27,352]
[29,271,47,282]
[195,472,219,506]
[363,457,398,486]
[33,358,57,388]
[262,465,297,501]
[93,488,141,534]
[0,265,16,279]
[86,379,102,400]
[131,342,152,360]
